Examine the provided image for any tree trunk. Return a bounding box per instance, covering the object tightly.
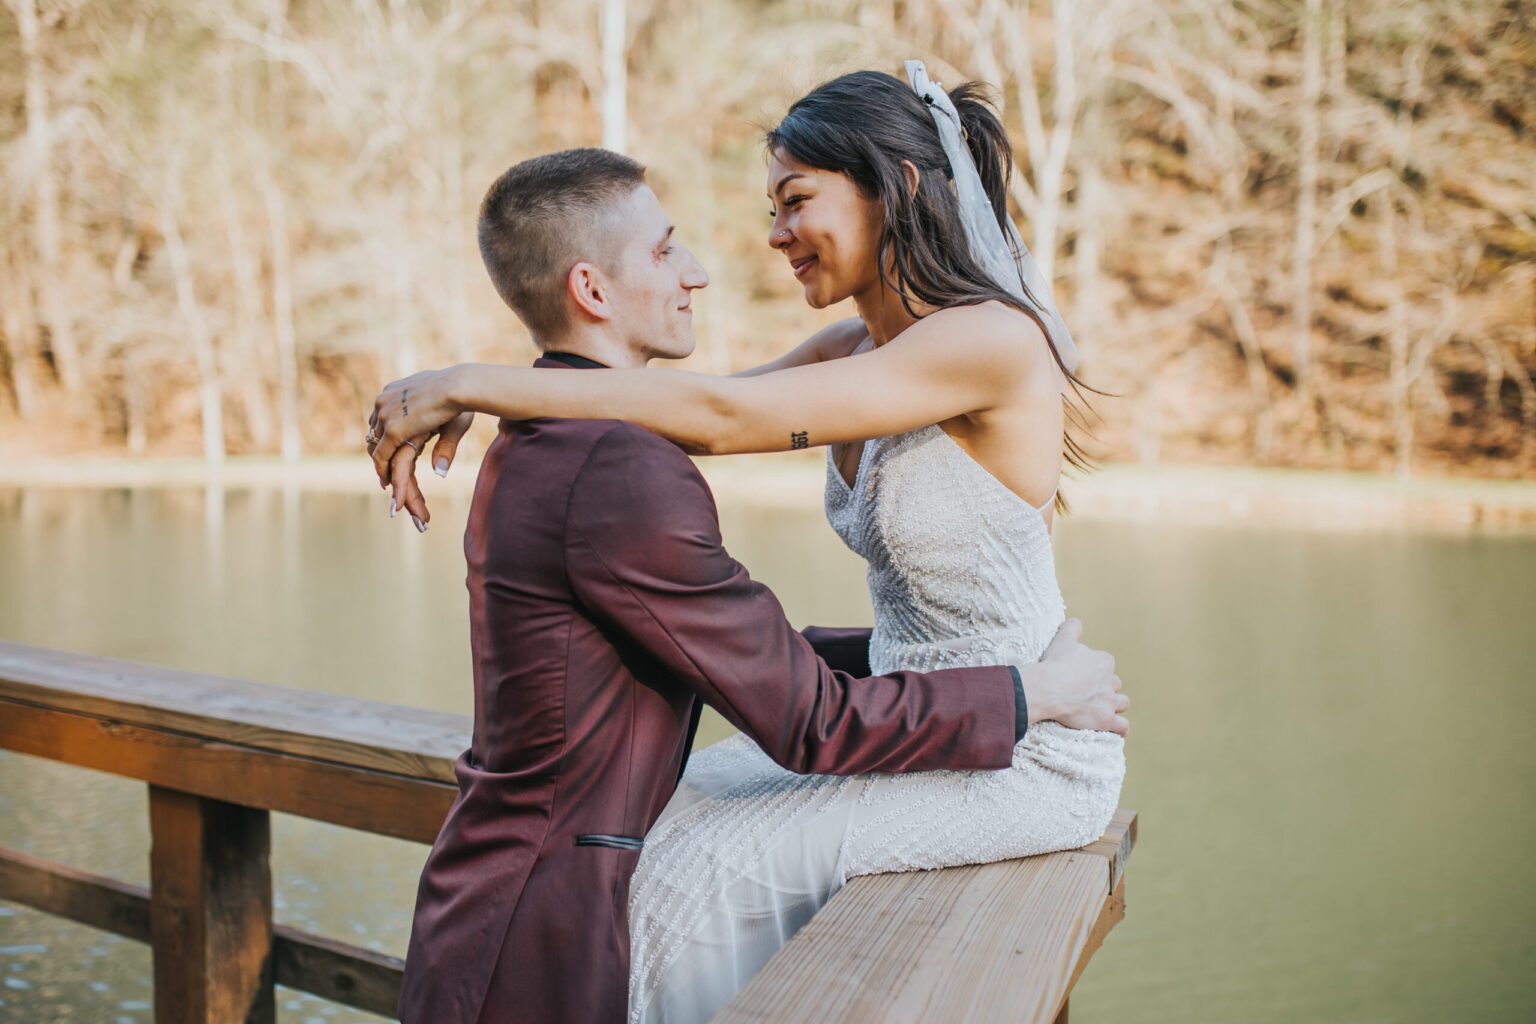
[260,169,302,463]
[0,247,38,421]
[389,200,418,380]
[1034,0,1081,284]
[601,0,627,151]
[12,0,82,393]
[1071,47,1109,364]
[1378,195,1412,478]
[217,54,276,451]
[1292,0,1322,406]
[159,176,226,469]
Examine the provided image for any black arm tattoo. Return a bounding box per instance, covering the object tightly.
[790,430,809,450]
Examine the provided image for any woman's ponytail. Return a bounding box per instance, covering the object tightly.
[948,82,1014,234]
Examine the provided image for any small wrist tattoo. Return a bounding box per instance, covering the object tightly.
[790,430,809,450]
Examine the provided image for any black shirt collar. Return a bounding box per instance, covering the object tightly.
[541,350,608,370]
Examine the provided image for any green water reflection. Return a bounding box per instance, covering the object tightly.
[1,485,1533,1023]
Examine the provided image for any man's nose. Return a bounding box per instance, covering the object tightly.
[682,248,709,289]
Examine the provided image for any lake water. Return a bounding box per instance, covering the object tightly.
[1,482,1533,1023]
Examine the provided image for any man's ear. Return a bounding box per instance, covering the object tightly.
[900,159,921,199]
[568,262,612,322]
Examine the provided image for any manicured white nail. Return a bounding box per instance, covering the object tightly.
[389,498,397,518]
[434,458,449,478]
[412,514,427,533]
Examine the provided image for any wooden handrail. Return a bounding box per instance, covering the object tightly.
[0,640,471,1020]
[0,642,466,782]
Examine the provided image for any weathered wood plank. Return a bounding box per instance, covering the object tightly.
[272,925,403,1017]
[711,811,1138,1024]
[0,849,404,1016]
[0,846,151,941]
[1080,809,1137,892]
[149,787,275,1024]
[0,641,468,783]
[0,699,455,843]
[712,852,1107,1023]
[1065,875,1127,996]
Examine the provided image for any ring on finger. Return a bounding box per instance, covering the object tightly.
[401,439,420,454]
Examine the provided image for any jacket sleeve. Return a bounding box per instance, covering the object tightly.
[800,627,873,677]
[565,426,1017,775]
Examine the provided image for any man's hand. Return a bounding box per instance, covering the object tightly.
[1015,619,1129,737]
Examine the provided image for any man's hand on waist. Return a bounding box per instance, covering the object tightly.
[1012,619,1130,738]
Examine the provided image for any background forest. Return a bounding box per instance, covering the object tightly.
[2,0,1533,478]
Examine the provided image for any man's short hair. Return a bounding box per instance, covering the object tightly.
[479,148,647,341]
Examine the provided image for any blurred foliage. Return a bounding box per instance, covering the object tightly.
[1,0,1532,476]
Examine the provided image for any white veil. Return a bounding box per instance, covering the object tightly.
[904,60,1080,374]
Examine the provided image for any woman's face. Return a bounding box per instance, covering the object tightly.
[765,148,885,308]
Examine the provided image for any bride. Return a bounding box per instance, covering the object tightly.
[371,63,1126,1024]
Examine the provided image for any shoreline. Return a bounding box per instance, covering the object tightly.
[2,454,1535,532]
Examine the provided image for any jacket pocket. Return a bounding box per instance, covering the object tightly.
[574,833,644,851]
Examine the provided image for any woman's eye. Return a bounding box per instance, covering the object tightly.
[767,209,777,220]
[784,195,806,208]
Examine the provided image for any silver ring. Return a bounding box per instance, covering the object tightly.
[364,429,380,447]
[401,439,420,454]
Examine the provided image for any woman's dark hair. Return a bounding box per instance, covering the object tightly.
[766,71,1098,495]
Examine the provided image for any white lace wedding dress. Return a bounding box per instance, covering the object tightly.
[626,424,1126,1024]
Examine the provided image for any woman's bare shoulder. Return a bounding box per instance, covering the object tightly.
[904,301,1055,376]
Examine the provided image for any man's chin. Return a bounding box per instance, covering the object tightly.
[646,338,696,363]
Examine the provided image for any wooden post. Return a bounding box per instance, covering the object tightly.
[149,786,275,1024]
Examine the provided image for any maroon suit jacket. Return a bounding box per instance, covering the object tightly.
[398,358,1021,1024]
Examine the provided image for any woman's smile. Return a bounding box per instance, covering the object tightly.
[790,255,819,279]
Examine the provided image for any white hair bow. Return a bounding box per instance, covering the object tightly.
[904,60,1080,373]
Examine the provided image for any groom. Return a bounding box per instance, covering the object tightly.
[393,149,1128,1024]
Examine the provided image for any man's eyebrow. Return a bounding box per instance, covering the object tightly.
[768,172,806,200]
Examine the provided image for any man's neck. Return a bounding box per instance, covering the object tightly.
[534,331,649,369]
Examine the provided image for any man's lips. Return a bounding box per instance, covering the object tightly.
[790,255,818,279]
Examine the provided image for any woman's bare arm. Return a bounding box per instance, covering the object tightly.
[372,302,1033,468]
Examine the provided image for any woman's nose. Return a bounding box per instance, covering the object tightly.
[769,221,791,249]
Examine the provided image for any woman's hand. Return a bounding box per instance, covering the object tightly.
[367,366,475,526]
[368,366,468,486]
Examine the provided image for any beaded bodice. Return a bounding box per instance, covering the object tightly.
[825,424,1065,674]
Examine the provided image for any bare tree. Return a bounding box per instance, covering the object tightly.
[1292,0,1323,406]
[8,0,82,393]
[601,0,627,151]
[158,155,226,468]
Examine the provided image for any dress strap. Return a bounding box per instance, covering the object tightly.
[1035,484,1059,514]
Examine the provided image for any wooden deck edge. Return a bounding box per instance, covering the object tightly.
[0,847,403,1016]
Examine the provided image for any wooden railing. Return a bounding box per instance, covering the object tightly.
[0,641,1136,1023]
[0,640,466,1020]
